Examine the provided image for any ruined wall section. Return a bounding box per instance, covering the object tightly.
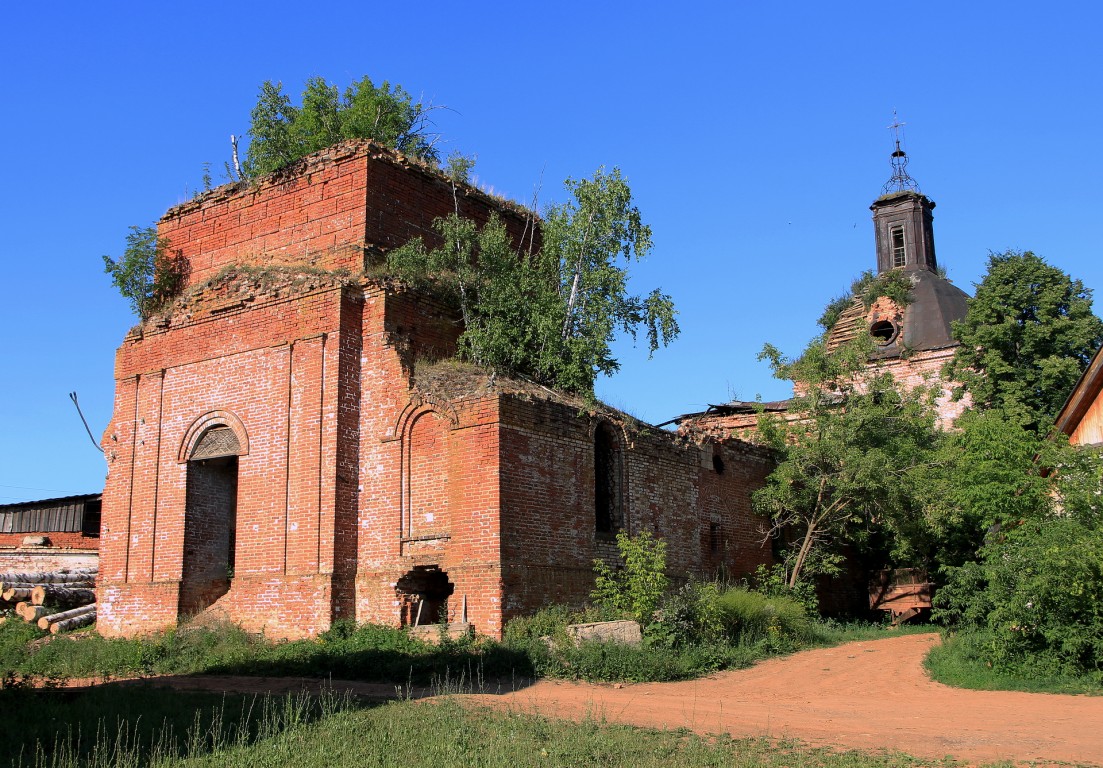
[160,141,537,289]
[353,287,506,634]
[867,346,969,428]
[98,276,361,639]
[497,396,773,623]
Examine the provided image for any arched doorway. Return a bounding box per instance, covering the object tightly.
[180,425,241,616]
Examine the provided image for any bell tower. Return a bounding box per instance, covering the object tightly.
[871,115,938,275]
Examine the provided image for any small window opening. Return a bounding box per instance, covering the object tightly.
[81,500,102,538]
[712,453,725,474]
[595,423,623,534]
[891,226,906,268]
[869,319,898,345]
[709,522,721,554]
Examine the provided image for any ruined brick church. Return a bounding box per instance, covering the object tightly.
[98,137,969,639]
[97,141,774,639]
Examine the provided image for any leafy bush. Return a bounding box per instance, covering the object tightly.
[592,531,669,626]
[714,587,816,652]
[502,605,573,648]
[748,563,820,614]
[936,514,1103,681]
[648,580,723,649]
[986,517,1103,679]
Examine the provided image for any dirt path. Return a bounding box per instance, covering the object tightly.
[469,633,1103,766]
[96,633,1103,766]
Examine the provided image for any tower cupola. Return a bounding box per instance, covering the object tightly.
[870,115,938,275]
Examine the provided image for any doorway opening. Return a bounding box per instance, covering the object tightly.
[180,426,240,616]
[397,565,454,626]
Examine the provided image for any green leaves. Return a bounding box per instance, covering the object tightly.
[753,336,939,587]
[591,531,669,626]
[243,76,439,177]
[103,225,188,320]
[387,168,678,395]
[540,168,678,392]
[947,250,1103,429]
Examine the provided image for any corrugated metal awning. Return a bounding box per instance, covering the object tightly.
[0,494,101,534]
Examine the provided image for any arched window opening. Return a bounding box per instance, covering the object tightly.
[594,423,623,535]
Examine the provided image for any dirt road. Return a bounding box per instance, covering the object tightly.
[108,633,1103,766]
[471,633,1103,766]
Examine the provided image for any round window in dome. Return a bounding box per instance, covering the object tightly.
[869,319,899,345]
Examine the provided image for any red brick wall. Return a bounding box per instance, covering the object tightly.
[99,282,359,638]
[497,396,773,623]
[0,550,98,573]
[0,532,96,548]
[159,141,537,290]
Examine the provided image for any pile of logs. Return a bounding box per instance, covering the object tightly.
[0,568,97,633]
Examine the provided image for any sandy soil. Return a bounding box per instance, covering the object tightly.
[85,633,1103,766]
[471,633,1103,766]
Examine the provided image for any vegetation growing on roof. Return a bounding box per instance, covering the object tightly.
[242,76,441,178]
[388,167,679,395]
[817,269,914,332]
[102,226,189,320]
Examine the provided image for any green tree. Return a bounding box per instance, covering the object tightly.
[752,337,939,589]
[103,226,188,320]
[387,211,536,373]
[243,76,439,177]
[591,531,669,626]
[935,441,1103,678]
[387,168,678,394]
[912,408,1054,570]
[538,168,679,393]
[947,250,1103,429]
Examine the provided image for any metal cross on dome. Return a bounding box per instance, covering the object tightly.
[882,110,921,195]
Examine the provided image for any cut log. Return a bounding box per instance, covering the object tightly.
[38,604,95,631]
[3,588,34,602]
[1,582,43,593]
[50,608,96,634]
[0,570,97,585]
[30,586,96,608]
[20,604,49,623]
[3,580,95,592]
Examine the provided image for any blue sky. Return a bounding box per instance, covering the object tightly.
[2,2,1100,502]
